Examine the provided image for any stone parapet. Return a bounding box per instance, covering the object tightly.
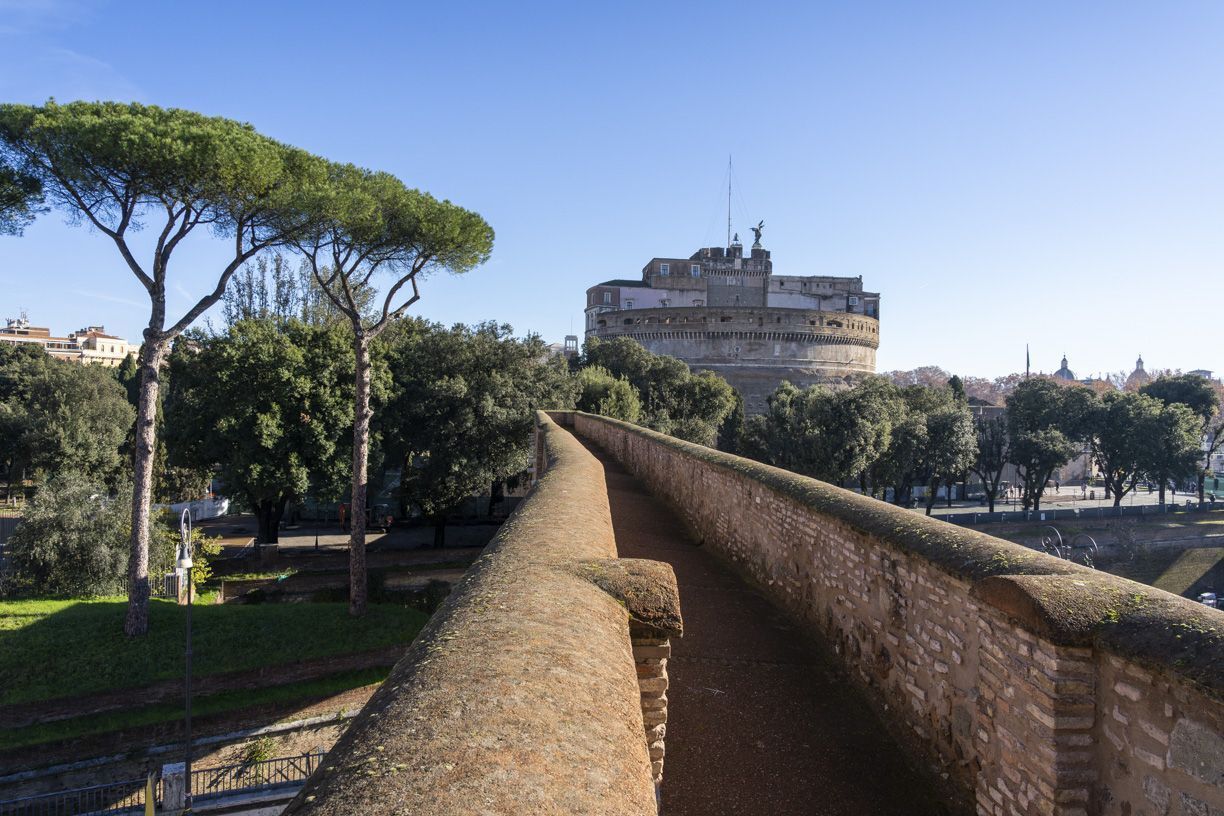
[565,411,1223,816]
[282,412,680,816]
[590,305,880,349]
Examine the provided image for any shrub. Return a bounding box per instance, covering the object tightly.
[5,474,130,596]
[5,477,220,597]
[575,365,641,422]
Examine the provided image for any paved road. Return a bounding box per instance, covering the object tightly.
[582,442,948,816]
[927,485,1220,516]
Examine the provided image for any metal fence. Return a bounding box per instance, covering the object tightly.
[0,778,148,816]
[192,750,324,801]
[938,501,1224,527]
[0,751,325,816]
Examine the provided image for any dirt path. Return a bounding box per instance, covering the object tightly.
[584,442,947,816]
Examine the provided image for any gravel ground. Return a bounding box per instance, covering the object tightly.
[586,442,950,816]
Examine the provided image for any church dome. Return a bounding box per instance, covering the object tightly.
[1054,355,1075,381]
[1125,355,1151,390]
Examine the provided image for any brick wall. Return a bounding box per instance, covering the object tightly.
[284,413,679,816]
[569,411,1223,816]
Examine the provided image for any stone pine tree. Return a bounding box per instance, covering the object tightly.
[0,101,327,635]
[0,159,43,235]
[292,164,493,616]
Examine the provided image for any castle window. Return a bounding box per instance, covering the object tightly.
[603,292,611,304]
[774,343,781,356]
[691,264,700,276]
[625,300,633,309]
[623,318,633,325]
[660,299,670,307]
[660,263,670,276]
[693,299,704,306]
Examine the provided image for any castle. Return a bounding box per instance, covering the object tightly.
[584,232,880,412]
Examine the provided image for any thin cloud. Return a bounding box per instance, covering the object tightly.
[0,45,144,102]
[72,289,144,309]
[0,0,92,32]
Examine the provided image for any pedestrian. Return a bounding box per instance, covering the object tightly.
[338,502,348,532]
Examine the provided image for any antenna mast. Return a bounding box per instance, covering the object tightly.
[726,155,732,249]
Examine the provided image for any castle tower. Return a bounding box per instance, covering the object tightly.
[583,238,880,412]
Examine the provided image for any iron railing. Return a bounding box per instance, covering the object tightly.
[0,751,325,815]
[191,750,324,801]
[0,778,148,816]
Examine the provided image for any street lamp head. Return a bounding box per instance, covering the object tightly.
[177,508,193,569]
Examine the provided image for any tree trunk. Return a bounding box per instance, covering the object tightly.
[924,478,938,516]
[487,480,504,517]
[398,453,411,517]
[1199,469,1206,504]
[433,516,446,549]
[349,336,372,616]
[255,498,286,544]
[125,338,166,638]
[256,500,271,544]
[1159,482,1166,509]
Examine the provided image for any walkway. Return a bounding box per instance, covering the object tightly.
[583,441,947,816]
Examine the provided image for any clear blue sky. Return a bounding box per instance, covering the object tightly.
[2,1,1223,378]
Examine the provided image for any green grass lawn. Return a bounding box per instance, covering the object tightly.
[1102,547,1224,597]
[0,598,427,707]
[0,666,389,751]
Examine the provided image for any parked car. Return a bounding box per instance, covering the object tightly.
[1197,592,1218,609]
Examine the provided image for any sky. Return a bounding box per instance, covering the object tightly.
[1,0,1223,379]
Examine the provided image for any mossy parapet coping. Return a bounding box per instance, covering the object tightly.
[283,412,674,816]
[559,411,1223,703]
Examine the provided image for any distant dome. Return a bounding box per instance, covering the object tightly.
[1054,355,1076,381]
[1125,354,1151,390]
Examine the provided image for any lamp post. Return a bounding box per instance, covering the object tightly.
[177,509,194,810]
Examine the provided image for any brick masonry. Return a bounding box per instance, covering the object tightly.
[568,411,1224,816]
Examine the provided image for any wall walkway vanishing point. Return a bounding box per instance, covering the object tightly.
[284,410,1221,815]
[570,411,1223,816]
[281,412,681,815]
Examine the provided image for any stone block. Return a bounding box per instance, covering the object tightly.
[1168,718,1224,786]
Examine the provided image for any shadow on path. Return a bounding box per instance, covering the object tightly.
[581,440,948,816]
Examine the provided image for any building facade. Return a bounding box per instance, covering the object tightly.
[584,237,880,411]
[0,317,135,367]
